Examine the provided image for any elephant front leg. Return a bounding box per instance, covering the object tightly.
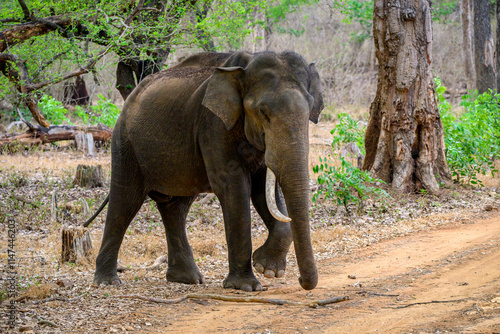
[251,166,293,278]
[216,179,263,292]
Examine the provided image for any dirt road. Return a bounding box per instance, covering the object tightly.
[122,214,500,334]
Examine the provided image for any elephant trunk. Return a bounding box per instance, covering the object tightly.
[267,142,318,290]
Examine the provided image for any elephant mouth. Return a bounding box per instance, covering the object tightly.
[265,167,291,222]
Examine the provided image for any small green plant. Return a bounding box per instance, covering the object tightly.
[74,105,90,125]
[435,78,499,186]
[90,94,120,127]
[39,94,71,125]
[313,112,388,213]
[330,112,366,154]
[313,155,388,214]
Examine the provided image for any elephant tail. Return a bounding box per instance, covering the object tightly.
[81,194,109,228]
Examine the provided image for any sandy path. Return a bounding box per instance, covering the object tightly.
[130,214,500,333]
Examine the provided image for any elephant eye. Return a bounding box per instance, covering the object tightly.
[259,106,270,121]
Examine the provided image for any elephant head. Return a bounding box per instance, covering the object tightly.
[202,51,324,290]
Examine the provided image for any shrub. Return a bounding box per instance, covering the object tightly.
[435,78,499,186]
[313,113,388,214]
[313,155,388,214]
[330,112,366,154]
[90,94,120,127]
[73,94,120,127]
[39,94,71,125]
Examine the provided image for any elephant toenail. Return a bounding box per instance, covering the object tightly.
[254,263,264,273]
[264,270,276,278]
[276,269,285,278]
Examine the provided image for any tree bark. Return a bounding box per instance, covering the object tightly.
[74,164,104,188]
[0,14,73,53]
[61,225,93,263]
[462,0,476,91]
[497,0,500,91]
[364,0,452,194]
[474,0,496,93]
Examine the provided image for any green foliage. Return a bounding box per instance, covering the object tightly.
[197,0,317,49]
[431,0,458,23]
[89,94,120,127]
[333,0,373,42]
[74,94,120,127]
[334,0,457,42]
[37,94,119,127]
[313,113,388,213]
[435,78,499,186]
[313,155,388,214]
[38,95,71,125]
[330,112,366,154]
[0,0,318,116]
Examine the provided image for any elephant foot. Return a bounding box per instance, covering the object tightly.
[93,272,121,286]
[223,273,262,291]
[167,266,205,285]
[252,244,288,278]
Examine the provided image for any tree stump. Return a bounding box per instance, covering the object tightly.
[75,132,95,156]
[74,164,103,188]
[61,225,93,263]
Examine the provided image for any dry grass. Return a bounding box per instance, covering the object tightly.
[0,150,111,176]
[477,160,500,188]
[18,283,59,301]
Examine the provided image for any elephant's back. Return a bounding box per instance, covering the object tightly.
[134,52,232,96]
[114,54,230,195]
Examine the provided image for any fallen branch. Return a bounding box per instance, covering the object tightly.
[117,254,168,272]
[112,293,349,308]
[0,124,112,149]
[113,294,189,304]
[197,193,216,205]
[28,294,85,305]
[37,316,58,327]
[391,298,470,309]
[356,291,400,297]
[11,194,39,208]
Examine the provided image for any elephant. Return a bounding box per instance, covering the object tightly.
[93,50,324,291]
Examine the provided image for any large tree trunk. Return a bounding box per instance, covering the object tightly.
[462,0,476,91]
[474,0,495,93]
[364,0,452,194]
[497,0,500,91]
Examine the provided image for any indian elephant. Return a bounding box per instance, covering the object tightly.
[94,51,324,291]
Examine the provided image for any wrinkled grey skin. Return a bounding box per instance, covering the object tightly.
[94,51,324,291]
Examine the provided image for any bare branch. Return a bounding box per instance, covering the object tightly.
[0,14,73,52]
[0,53,50,127]
[30,16,68,36]
[17,0,31,20]
[32,48,72,79]
[124,0,146,26]
[0,18,22,23]
[28,44,114,91]
[112,294,349,308]
[391,298,471,309]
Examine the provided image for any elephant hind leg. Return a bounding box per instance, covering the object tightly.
[94,150,147,285]
[156,196,205,284]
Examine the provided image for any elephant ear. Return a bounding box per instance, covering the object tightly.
[202,66,245,131]
[308,62,324,124]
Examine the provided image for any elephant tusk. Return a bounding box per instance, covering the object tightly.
[265,168,292,222]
